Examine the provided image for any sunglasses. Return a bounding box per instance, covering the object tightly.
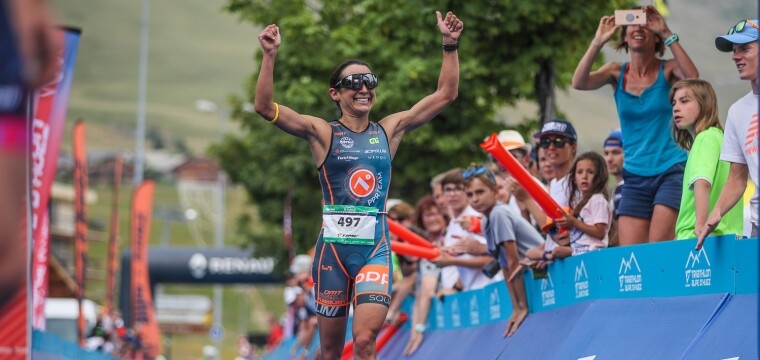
[728,19,759,35]
[462,165,496,183]
[539,137,573,149]
[334,73,379,90]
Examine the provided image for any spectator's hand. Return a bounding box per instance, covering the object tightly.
[556,208,578,229]
[594,16,619,47]
[456,215,476,232]
[436,11,463,43]
[447,235,484,255]
[695,210,722,250]
[431,251,453,267]
[385,309,399,326]
[258,24,281,54]
[505,177,529,202]
[403,330,424,355]
[644,5,670,37]
[504,307,528,337]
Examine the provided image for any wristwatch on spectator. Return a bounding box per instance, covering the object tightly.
[413,323,427,333]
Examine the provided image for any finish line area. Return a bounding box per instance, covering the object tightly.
[266,235,758,359]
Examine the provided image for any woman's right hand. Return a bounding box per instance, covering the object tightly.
[258,24,281,54]
[593,16,619,47]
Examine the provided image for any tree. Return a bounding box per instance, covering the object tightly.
[214,0,633,257]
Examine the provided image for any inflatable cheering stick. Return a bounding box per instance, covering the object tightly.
[480,133,564,220]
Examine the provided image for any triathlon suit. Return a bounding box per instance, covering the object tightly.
[0,0,28,151]
[312,120,392,318]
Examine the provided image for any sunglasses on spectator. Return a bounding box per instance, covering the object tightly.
[539,137,572,149]
[462,165,496,183]
[334,73,378,90]
[728,19,759,35]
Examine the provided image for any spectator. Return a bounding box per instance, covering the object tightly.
[265,313,284,351]
[518,120,578,262]
[670,79,744,244]
[700,19,759,244]
[536,147,555,185]
[385,200,419,325]
[403,195,449,355]
[434,170,502,291]
[431,168,463,210]
[556,152,612,255]
[572,6,699,245]
[463,164,544,337]
[603,129,624,246]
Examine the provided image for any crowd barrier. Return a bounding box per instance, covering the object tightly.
[267,235,758,359]
[31,330,117,360]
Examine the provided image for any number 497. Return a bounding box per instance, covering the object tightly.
[338,217,361,227]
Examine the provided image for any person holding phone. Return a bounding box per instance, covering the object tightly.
[571,5,699,245]
[254,10,462,360]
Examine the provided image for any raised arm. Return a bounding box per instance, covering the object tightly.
[696,163,748,249]
[644,6,699,81]
[253,24,331,163]
[380,11,462,146]
[572,15,620,90]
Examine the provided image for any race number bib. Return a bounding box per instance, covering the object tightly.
[323,205,378,245]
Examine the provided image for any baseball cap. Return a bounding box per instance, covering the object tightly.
[603,129,623,148]
[497,130,532,153]
[716,19,759,52]
[535,119,577,141]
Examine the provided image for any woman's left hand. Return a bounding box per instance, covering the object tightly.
[644,5,670,37]
[436,11,464,43]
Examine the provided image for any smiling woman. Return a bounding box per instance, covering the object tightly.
[252,10,463,360]
[571,5,699,246]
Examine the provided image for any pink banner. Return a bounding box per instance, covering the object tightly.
[30,28,81,330]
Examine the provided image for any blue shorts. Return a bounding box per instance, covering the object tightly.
[311,229,392,318]
[617,162,685,220]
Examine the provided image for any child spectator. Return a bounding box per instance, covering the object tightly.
[603,129,624,247]
[557,152,613,255]
[463,164,543,337]
[670,79,743,244]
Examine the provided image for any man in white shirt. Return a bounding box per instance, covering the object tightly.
[699,19,759,248]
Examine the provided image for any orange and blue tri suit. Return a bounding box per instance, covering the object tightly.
[312,120,392,317]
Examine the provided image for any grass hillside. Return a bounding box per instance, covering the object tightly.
[51,0,259,154]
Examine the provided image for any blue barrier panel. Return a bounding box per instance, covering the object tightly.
[554,293,729,360]
[32,330,117,360]
[735,238,759,294]
[497,301,593,359]
[680,294,758,359]
[265,237,758,359]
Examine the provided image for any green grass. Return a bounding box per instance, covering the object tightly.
[50,0,260,154]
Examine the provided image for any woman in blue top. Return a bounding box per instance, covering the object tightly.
[571,6,698,245]
[254,11,462,360]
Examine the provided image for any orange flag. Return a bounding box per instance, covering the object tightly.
[131,181,162,358]
[73,120,88,346]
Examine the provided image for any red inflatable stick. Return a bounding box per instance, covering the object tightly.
[340,313,408,360]
[390,240,440,260]
[481,133,563,220]
[388,219,435,249]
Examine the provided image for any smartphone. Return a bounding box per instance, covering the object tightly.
[615,9,646,25]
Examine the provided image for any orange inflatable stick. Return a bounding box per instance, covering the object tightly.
[388,219,435,249]
[481,133,563,219]
[390,240,440,260]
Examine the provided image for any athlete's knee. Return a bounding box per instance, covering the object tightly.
[352,331,378,359]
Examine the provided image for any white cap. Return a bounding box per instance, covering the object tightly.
[496,130,532,153]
